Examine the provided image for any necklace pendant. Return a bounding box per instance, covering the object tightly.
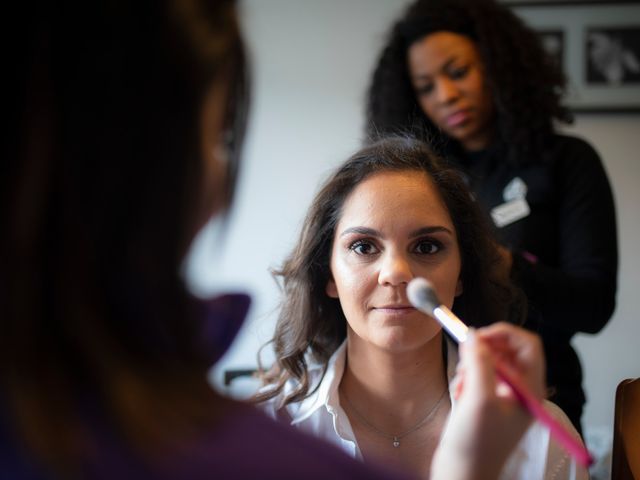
[393,437,400,448]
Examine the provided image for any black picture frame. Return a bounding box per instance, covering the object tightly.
[505,1,640,113]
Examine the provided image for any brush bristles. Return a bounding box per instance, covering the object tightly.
[407,277,441,313]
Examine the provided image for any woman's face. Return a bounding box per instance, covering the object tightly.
[326,170,462,353]
[408,31,494,152]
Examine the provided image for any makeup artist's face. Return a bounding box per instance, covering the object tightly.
[408,31,494,152]
[326,170,462,353]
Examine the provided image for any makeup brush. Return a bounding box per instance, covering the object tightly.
[407,277,593,467]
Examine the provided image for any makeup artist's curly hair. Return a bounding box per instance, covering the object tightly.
[366,0,573,166]
[255,136,525,407]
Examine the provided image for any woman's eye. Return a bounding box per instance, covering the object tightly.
[449,65,469,80]
[415,83,434,96]
[414,239,441,255]
[349,240,379,255]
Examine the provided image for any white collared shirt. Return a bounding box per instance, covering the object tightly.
[262,339,588,480]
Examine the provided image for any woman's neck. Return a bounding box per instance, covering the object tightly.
[340,333,448,431]
[339,333,451,478]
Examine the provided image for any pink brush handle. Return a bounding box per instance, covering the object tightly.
[495,362,594,467]
[431,304,593,467]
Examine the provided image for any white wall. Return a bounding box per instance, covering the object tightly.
[186,0,415,378]
[185,0,640,459]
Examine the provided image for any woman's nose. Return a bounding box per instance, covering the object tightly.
[436,78,459,105]
[378,252,413,286]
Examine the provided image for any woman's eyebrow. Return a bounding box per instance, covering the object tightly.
[409,226,453,238]
[339,226,453,238]
[412,57,459,81]
[340,226,381,238]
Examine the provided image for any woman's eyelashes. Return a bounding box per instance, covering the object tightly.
[413,237,443,255]
[346,237,444,257]
[448,64,470,80]
[416,82,434,96]
[349,239,379,255]
[414,64,470,96]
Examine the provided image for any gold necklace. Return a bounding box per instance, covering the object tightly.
[342,387,448,448]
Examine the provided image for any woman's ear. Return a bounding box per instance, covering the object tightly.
[326,277,339,298]
[455,278,463,297]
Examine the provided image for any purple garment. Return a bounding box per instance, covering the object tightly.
[0,293,411,479]
[197,292,252,366]
[1,404,407,479]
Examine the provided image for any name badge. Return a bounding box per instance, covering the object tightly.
[503,176,527,202]
[491,198,530,227]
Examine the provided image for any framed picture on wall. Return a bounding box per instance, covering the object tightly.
[504,1,640,113]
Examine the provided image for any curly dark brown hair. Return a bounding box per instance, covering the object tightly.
[366,0,572,166]
[256,136,525,407]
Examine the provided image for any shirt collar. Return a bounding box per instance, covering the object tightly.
[290,335,461,424]
[290,341,347,425]
[286,335,535,472]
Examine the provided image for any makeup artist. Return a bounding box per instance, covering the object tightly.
[366,0,618,435]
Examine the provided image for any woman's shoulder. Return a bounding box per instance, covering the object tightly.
[542,134,610,189]
[259,343,347,422]
[541,399,583,440]
[500,399,588,479]
[549,134,602,163]
[523,399,584,451]
[542,400,590,479]
[258,362,328,421]
[509,400,589,480]
[258,380,296,421]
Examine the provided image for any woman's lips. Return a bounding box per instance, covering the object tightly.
[374,305,415,314]
[445,110,471,128]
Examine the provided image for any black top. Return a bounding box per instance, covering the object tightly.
[451,134,618,433]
